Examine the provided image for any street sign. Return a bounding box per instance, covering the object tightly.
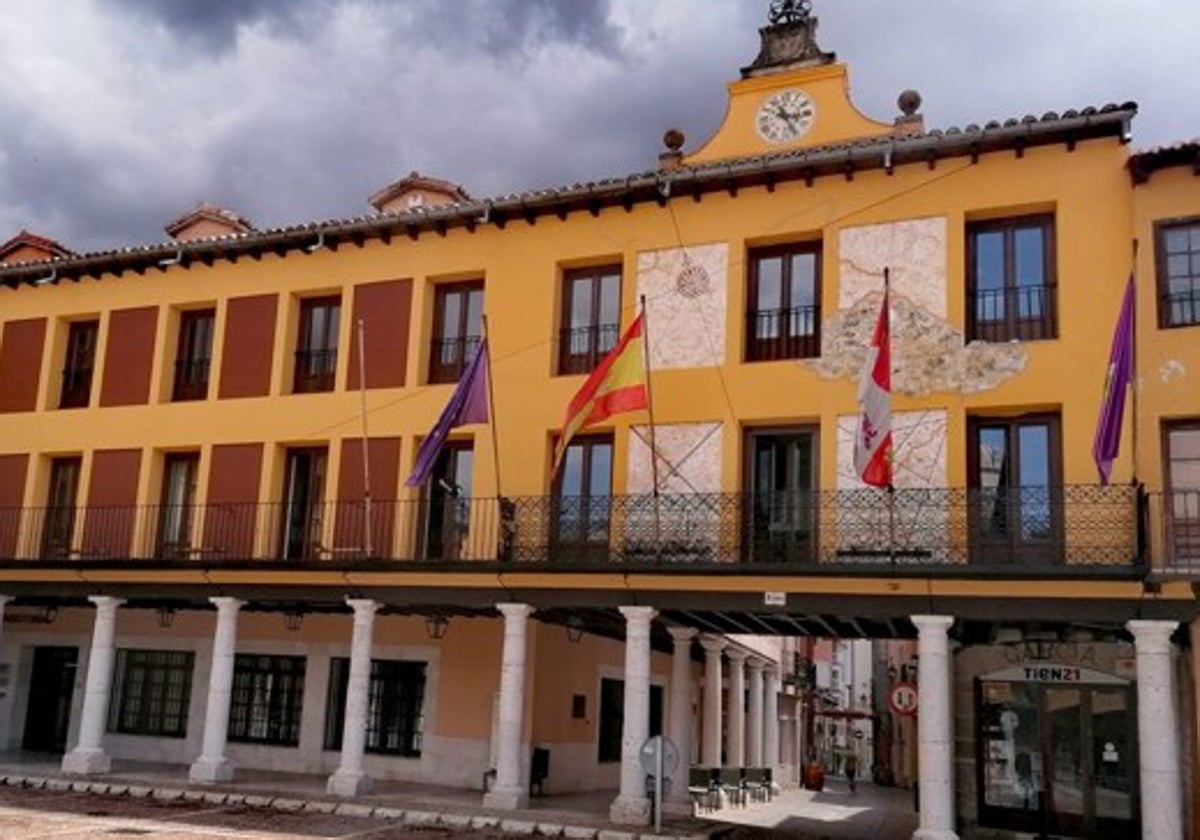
[888,681,918,717]
[763,591,787,606]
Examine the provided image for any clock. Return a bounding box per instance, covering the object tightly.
[755,89,816,144]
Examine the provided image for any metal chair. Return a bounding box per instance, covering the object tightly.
[718,767,745,808]
[688,767,720,814]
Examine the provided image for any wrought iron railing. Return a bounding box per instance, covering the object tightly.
[172,357,211,401]
[1144,490,1200,574]
[558,324,619,375]
[0,486,1140,572]
[745,306,820,361]
[293,349,337,393]
[968,283,1057,342]
[428,335,482,384]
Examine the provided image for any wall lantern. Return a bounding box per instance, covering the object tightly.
[41,605,58,625]
[425,612,449,640]
[565,614,585,644]
[157,606,177,629]
[284,609,305,632]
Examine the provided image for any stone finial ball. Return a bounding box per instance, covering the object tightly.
[898,89,922,116]
[663,128,686,152]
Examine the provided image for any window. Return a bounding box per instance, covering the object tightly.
[967,215,1056,342]
[744,430,817,564]
[157,453,199,557]
[968,414,1062,566]
[429,282,483,384]
[107,649,194,738]
[280,447,327,560]
[418,442,473,560]
[746,243,821,361]
[597,678,663,763]
[324,658,425,756]
[1157,219,1200,328]
[294,296,340,393]
[553,436,613,561]
[559,266,620,375]
[1164,422,1200,569]
[60,320,98,408]
[41,456,81,559]
[172,309,215,401]
[228,654,305,746]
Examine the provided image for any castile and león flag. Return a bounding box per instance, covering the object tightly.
[854,273,893,489]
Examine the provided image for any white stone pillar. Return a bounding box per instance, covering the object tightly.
[700,635,726,767]
[764,663,781,771]
[726,649,747,768]
[189,597,244,783]
[62,596,124,775]
[747,659,764,766]
[666,626,697,812]
[610,605,657,826]
[327,599,379,797]
[1128,619,1183,840]
[911,615,958,840]
[483,603,533,810]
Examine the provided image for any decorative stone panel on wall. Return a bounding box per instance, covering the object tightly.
[838,217,947,316]
[836,410,947,490]
[627,422,722,494]
[636,244,728,369]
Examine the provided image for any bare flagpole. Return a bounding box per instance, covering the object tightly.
[639,295,662,552]
[357,317,374,557]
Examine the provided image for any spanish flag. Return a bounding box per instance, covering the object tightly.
[553,313,648,473]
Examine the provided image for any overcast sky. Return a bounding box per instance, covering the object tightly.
[0,0,1195,253]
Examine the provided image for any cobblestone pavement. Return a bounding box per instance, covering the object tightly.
[0,787,519,839]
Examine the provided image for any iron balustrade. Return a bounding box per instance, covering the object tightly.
[558,324,620,375]
[0,485,1140,572]
[293,349,337,393]
[171,357,211,401]
[428,335,482,384]
[968,283,1057,342]
[745,306,820,361]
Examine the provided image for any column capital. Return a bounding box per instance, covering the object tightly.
[700,634,728,653]
[764,661,781,679]
[496,602,534,621]
[345,598,380,617]
[911,614,954,634]
[0,595,12,608]
[617,605,657,625]
[1127,619,1179,649]
[726,647,750,663]
[746,656,766,672]
[87,595,125,611]
[667,626,698,643]
[209,596,245,613]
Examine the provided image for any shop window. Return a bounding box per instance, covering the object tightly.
[172,309,215,401]
[107,649,195,738]
[41,456,81,559]
[746,243,821,361]
[228,654,305,746]
[429,281,483,384]
[597,677,663,763]
[1157,219,1200,328]
[324,658,425,756]
[60,320,98,408]
[967,215,1056,342]
[293,296,340,393]
[559,266,620,375]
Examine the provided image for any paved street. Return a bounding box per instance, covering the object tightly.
[709,779,919,839]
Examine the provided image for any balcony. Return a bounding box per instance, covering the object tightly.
[0,486,1142,575]
[1145,490,1200,575]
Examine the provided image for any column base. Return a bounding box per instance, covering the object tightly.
[326,768,373,797]
[483,785,529,810]
[609,793,651,826]
[663,796,694,817]
[912,830,959,840]
[188,756,235,784]
[61,748,111,776]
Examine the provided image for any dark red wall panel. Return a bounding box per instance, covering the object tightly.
[219,295,277,399]
[203,443,264,557]
[0,454,28,557]
[99,307,158,407]
[348,280,411,389]
[82,449,142,557]
[334,437,401,555]
[0,318,47,413]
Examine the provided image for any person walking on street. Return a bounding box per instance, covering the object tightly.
[844,751,859,793]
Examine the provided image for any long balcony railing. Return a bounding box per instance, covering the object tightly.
[0,486,1142,573]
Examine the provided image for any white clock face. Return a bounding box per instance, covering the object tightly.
[755,89,816,144]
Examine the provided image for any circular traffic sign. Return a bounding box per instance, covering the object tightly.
[640,735,680,778]
[888,681,918,717]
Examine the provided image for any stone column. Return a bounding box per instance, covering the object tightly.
[1128,619,1183,840]
[610,605,657,826]
[746,658,764,766]
[725,649,747,768]
[483,603,534,810]
[0,596,11,648]
[327,599,379,797]
[700,635,726,767]
[764,663,781,772]
[189,597,244,783]
[911,615,958,840]
[62,596,124,775]
[666,626,697,812]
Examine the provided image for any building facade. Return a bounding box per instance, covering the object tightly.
[0,6,1196,839]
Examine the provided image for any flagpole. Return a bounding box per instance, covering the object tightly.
[639,295,662,553]
[481,315,503,500]
[1130,238,1140,486]
[883,268,896,567]
[357,317,374,557]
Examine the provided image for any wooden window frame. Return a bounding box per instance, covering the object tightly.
[59,320,99,408]
[1155,216,1200,329]
[293,296,341,393]
[228,654,306,747]
[429,281,484,384]
[41,456,81,559]
[966,214,1057,342]
[157,452,199,558]
[558,265,622,375]
[551,435,614,561]
[1162,419,1200,569]
[106,649,195,738]
[324,658,426,756]
[172,309,215,401]
[745,242,822,362]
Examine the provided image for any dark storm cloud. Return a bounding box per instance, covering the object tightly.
[99,0,319,53]
[403,0,622,59]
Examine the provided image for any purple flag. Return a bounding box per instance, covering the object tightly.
[1092,277,1135,484]
[405,340,490,487]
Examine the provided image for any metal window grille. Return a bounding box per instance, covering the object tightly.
[227,654,306,746]
[107,649,194,738]
[323,658,425,756]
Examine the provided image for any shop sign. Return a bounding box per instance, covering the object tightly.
[888,681,918,716]
[981,663,1128,685]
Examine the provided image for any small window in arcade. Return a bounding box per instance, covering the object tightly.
[228,654,306,747]
[324,658,426,757]
[107,649,194,738]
